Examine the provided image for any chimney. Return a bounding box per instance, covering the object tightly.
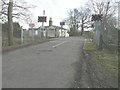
[49,18,53,26]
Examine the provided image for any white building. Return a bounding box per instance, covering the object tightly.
[37,18,69,38]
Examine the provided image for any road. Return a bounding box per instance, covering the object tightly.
[2,37,85,88]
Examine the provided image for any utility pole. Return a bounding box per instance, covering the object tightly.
[60,22,65,37]
[118,4,120,86]
[118,1,120,30]
[74,9,78,36]
[29,21,35,41]
[0,9,1,85]
[38,10,47,38]
[42,10,45,38]
[8,0,14,46]
[118,1,120,54]
[94,21,101,47]
[21,26,24,44]
[92,14,103,49]
[32,27,34,41]
[41,21,44,38]
[60,25,63,37]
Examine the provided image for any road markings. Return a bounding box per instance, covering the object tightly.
[53,41,67,48]
[49,41,57,43]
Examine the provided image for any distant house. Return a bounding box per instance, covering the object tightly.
[28,28,38,37]
[37,18,69,38]
[46,25,59,38]
[59,28,69,37]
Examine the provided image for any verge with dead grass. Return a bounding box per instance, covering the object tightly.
[83,39,118,82]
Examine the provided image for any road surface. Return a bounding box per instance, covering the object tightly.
[2,37,118,88]
[2,37,85,88]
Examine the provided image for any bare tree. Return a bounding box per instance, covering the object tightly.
[0,0,35,22]
[0,0,8,22]
[8,0,14,46]
[86,0,117,51]
[77,7,91,35]
[0,0,35,46]
[86,0,115,15]
[64,9,76,36]
[65,7,91,36]
[64,10,74,29]
[12,1,35,21]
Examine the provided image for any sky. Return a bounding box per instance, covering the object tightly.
[20,0,88,29]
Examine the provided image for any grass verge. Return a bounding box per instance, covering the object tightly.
[83,39,118,80]
[2,38,52,53]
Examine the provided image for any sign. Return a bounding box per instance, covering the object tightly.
[29,23,35,28]
[38,16,47,22]
[91,14,103,21]
[60,22,65,25]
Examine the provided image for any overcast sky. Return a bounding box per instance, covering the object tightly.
[20,0,88,29]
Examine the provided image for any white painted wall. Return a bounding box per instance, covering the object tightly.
[59,29,69,37]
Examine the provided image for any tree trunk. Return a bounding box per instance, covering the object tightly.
[81,24,84,36]
[8,0,14,46]
[99,34,103,50]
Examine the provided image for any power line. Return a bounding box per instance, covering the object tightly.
[51,0,56,6]
[50,0,67,20]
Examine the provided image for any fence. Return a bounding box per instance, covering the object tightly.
[2,29,45,47]
[92,13,118,53]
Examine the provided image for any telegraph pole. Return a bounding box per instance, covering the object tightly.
[60,22,65,37]
[29,22,35,41]
[92,14,103,49]
[74,9,78,35]
[42,10,45,38]
[0,21,2,90]
[118,1,120,30]
[38,10,47,38]
[118,2,120,54]
[21,26,24,44]
[118,2,120,89]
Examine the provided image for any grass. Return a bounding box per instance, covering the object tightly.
[94,51,118,78]
[84,39,118,79]
[2,37,52,52]
[2,38,32,49]
[83,39,96,51]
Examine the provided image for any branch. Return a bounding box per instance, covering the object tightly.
[13,3,35,10]
[92,1,98,13]
[83,20,91,24]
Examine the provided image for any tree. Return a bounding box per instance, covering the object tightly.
[0,0,35,46]
[64,10,74,29]
[77,7,91,36]
[2,22,21,38]
[8,0,13,46]
[64,7,91,36]
[86,0,117,50]
[64,9,77,36]
[86,0,116,32]
[0,0,35,22]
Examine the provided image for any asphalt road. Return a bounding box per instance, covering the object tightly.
[2,37,85,88]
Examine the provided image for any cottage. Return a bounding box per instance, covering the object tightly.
[36,18,69,38]
[46,25,59,38]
